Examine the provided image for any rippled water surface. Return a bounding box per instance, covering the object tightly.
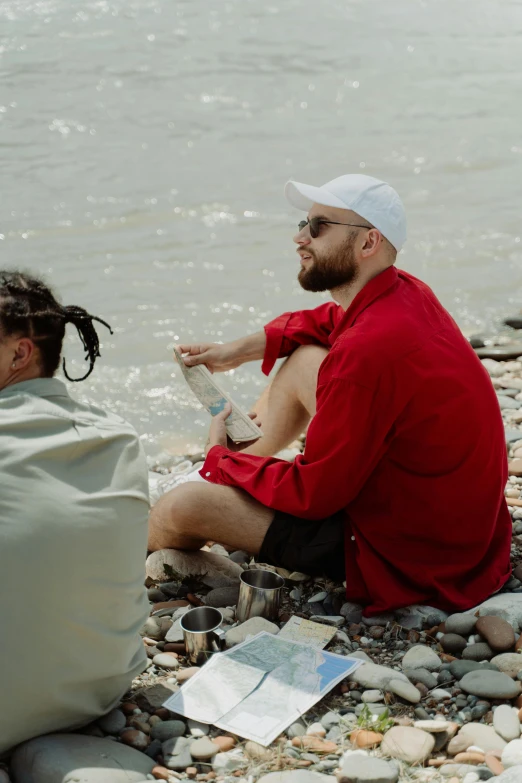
[2,0,522,455]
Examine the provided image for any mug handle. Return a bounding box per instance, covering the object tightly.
[213,626,227,651]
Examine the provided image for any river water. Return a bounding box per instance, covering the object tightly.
[2,0,522,456]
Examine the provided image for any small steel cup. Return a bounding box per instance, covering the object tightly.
[236,568,285,623]
[180,607,226,665]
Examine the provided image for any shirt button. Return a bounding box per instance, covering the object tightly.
[205,472,211,477]
[351,536,355,541]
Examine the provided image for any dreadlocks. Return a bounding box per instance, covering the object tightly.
[0,270,113,381]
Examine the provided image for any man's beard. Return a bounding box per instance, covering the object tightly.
[298,232,359,292]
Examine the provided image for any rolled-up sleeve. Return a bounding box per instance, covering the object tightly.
[261,302,342,375]
[201,374,398,519]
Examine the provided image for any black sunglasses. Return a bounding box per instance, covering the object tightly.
[298,217,371,239]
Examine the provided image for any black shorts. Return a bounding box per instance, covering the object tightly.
[258,509,346,581]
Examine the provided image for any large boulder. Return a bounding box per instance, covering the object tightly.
[146,549,243,587]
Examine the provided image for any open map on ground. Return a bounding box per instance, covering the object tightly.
[278,615,337,648]
[163,632,361,746]
[173,348,263,442]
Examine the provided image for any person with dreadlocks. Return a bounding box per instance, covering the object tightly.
[0,270,149,754]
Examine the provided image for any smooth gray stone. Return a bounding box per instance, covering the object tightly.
[450,660,498,679]
[440,633,468,654]
[401,644,441,671]
[403,667,438,689]
[445,613,478,636]
[163,736,193,771]
[506,429,522,444]
[472,593,522,632]
[337,754,399,783]
[397,612,423,630]
[11,734,154,783]
[340,602,363,623]
[354,703,389,717]
[287,721,306,739]
[460,670,521,699]
[498,395,522,409]
[203,586,240,608]
[320,711,340,730]
[361,612,394,627]
[150,720,186,742]
[228,550,249,565]
[97,708,126,735]
[476,345,522,361]
[462,642,494,661]
[257,773,334,783]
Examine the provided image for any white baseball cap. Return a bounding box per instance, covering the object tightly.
[285,174,407,251]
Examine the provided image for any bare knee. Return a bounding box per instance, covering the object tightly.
[148,482,205,551]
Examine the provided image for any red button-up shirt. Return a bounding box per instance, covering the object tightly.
[202,266,511,615]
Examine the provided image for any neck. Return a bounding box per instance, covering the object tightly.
[2,366,44,391]
[331,262,393,310]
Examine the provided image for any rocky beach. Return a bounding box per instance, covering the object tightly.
[6,329,522,783]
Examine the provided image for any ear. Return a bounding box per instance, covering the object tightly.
[360,228,382,258]
[12,337,37,369]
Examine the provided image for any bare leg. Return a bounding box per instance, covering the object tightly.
[148,481,274,553]
[243,344,328,457]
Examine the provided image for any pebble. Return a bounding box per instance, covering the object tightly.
[475,594,522,634]
[349,729,383,749]
[257,772,334,783]
[337,754,399,783]
[361,689,384,703]
[460,670,521,699]
[340,602,363,624]
[145,548,243,588]
[445,614,478,636]
[212,748,246,773]
[462,643,495,661]
[176,667,199,683]
[187,719,209,737]
[308,591,328,603]
[502,738,522,768]
[212,736,236,752]
[453,751,486,764]
[291,738,338,753]
[493,705,521,742]
[190,737,219,761]
[152,653,180,670]
[320,711,340,730]
[287,721,307,739]
[380,726,435,764]
[10,734,155,783]
[491,653,522,678]
[203,586,240,608]
[440,634,468,654]
[387,678,421,703]
[450,660,498,679]
[224,617,279,647]
[97,708,127,735]
[120,730,150,751]
[404,667,438,689]
[431,689,453,701]
[151,766,172,781]
[476,616,516,652]
[150,721,186,743]
[306,723,326,738]
[163,736,193,771]
[401,645,441,671]
[448,722,507,754]
[485,752,505,775]
[350,662,409,689]
[413,720,451,733]
[361,612,395,627]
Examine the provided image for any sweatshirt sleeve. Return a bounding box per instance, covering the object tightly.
[262,302,343,375]
[201,373,397,519]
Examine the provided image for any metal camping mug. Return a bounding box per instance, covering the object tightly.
[180,607,226,665]
[236,568,285,623]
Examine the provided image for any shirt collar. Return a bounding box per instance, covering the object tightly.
[329,266,399,344]
[0,377,70,400]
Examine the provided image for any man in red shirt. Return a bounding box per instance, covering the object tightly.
[149,174,511,615]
